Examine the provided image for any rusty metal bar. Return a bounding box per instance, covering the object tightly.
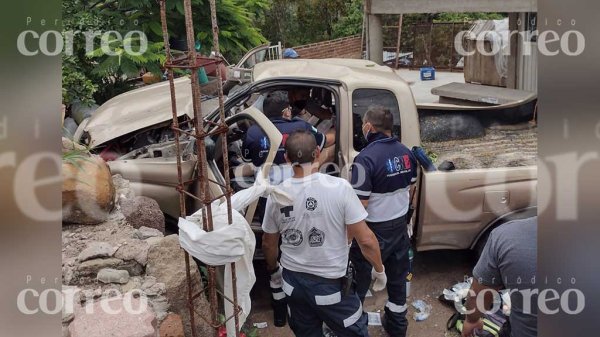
[208,0,240,334]
[158,2,198,337]
[159,0,241,336]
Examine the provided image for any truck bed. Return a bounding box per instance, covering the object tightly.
[423,123,537,169]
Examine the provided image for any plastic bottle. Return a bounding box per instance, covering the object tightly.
[406,247,414,297]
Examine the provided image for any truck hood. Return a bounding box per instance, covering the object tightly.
[84,76,221,146]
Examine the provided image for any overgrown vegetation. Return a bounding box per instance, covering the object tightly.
[62,0,268,109]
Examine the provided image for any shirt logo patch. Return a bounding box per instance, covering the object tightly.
[308,227,325,247]
[260,136,269,150]
[282,229,303,246]
[280,206,293,218]
[305,197,318,211]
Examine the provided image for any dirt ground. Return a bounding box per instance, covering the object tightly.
[246,250,475,337]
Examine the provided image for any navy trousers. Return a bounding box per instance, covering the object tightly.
[282,269,369,337]
[349,215,410,337]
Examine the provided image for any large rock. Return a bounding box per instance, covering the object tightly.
[63,156,116,225]
[78,242,115,262]
[159,313,185,337]
[146,235,212,337]
[97,268,130,284]
[135,227,164,240]
[78,258,123,276]
[69,297,157,337]
[114,240,150,266]
[113,174,136,200]
[77,258,144,278]
[121,196,165,233]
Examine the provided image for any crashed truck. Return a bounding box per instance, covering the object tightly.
[74,58,537,256]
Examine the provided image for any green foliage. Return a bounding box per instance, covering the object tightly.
[332,0,363,39]
[62,56,97,107]
[259,0,349,46]
[62,0,268,108]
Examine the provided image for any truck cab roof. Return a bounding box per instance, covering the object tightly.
[253,58,411,90]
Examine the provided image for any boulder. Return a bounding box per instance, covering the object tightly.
[134,226,164,240]
[77,258,143,277]
[78,258,123,276]
[69,297,157,337]
[63,156,115,225]
[121,196,165,233]
[146,235,212,337]
[114,240,150,266]
[97,268,130,284]
[78,242,115,262]
[113,174,136,201]
[159,314,185,337]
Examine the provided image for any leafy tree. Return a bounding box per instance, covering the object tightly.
[332,0,363,39]
[62,0,268,108]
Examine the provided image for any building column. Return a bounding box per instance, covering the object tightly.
[367,14,383,64]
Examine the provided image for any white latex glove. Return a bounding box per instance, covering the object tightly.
[269,264,283,289]
[371,266,387,292]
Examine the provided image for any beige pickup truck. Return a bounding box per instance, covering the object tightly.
[78,58,537,254]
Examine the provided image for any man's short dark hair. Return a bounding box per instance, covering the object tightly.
[363,105,394,132]
[263,90,289,119]
[285,130,318,165]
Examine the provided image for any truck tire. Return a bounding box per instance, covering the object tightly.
[419,112,485,142]
[474,207,537,258]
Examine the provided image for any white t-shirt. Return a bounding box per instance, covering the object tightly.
[262,173,368,279]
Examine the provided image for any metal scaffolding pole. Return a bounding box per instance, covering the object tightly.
[159,0,240,336]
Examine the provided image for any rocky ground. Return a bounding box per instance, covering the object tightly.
[62,174,212,337]
[247,250,474,337]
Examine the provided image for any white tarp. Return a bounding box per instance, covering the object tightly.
[178,176,292,336]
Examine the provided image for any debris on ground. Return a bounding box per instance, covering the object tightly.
[412,300,433,321]
[367,312,382,326]
[253,322,268,329]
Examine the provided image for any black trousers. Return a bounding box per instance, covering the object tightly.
[282,269,369,337]
[349,215,410,337]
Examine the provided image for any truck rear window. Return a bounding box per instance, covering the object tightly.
[351,89,401,151]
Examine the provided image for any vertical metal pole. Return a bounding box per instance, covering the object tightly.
[394,14,403,69]
[159,1,197,336]
[208,1,240,335]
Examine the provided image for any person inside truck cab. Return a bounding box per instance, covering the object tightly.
[241,90,327,183]
[288,87,336,135]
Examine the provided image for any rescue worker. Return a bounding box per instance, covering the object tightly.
[349,105,418,337]
[241,90,327,184]
[262,130,387,337]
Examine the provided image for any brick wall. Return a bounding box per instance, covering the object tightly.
[292,35,363,59]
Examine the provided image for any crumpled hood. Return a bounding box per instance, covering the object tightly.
[84,76,221,146]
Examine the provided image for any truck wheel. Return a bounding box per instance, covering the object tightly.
[419,112,484,142]
[474,207,537,258]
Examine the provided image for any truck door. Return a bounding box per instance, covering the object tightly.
[205,106,282,227]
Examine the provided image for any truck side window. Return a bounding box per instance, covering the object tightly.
[352,89,401,151]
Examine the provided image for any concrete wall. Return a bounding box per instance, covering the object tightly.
[293,35,363,59]
[369,0,537,14]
